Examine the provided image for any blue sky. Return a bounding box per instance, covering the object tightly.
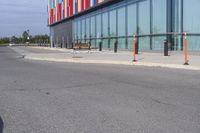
[0,0,48,37]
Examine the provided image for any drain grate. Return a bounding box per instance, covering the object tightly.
[72,56,83,58]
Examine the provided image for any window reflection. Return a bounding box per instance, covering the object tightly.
[127,4,136,49]
[138,0,150,50]
[118,7,126,49]
[152,0,166,50]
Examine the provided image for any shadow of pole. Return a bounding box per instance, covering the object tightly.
[0,116,3,133]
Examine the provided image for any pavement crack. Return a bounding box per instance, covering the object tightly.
[150,97,174,106]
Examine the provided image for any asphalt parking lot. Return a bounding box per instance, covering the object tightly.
[0,46,200,133]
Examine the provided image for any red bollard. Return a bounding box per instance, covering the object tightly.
[184,32,189,65]
[133,34,137,62]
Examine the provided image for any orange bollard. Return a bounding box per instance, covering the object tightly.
[184,32,189,65]
[133,34,137,62]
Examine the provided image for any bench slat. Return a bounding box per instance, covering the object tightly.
[73,43,91,50]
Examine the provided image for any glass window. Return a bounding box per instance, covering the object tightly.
[85,17,90,42]
[102,12,108,37]
[96,14,102,44]
[152,0,166,34]
[138,1,150,35]
[73,21,77,41]
[187,36,200,51]
[90,16,96,48]
[127,4,137,50]
[127,4,137,36]
[138,0,150,50]
[109,10,117,37]
[152,0,166,50]
[109,10,117,49]
[81,19,85,41]
[90,16,96,38]
[174,0,182,50]
[184,0,200,50]
[117,7,126,49]
[102,12,109,48]
[184,0,200,33]
[77,20,81,41]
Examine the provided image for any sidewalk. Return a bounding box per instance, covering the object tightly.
[11,46,200,71]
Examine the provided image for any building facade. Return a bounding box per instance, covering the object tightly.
[48,0,200,51]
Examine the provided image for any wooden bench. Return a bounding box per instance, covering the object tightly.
[73,43,91,50]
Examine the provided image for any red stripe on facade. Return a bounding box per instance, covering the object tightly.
[54,10,55,23]
[67,6,69,17]
[69,0,73,16]
[58,3,62,21]
[50,9,53,24]
[85,0,88,9]
[81,0,84,11]
[57,4,59,21]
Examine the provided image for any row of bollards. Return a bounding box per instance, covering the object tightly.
[96,33,189,66]
[132,32,189,65]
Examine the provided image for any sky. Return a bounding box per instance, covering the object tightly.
[0,0,49,37]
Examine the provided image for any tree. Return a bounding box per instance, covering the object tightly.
[0,37,10,45]
[22,31,29,43]
[11,36,18,44]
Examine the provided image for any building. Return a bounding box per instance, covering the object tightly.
[48,0,200,51]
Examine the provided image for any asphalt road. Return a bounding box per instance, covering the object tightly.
[0,46,200,133]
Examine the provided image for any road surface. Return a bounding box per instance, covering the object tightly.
[0,46,200,133]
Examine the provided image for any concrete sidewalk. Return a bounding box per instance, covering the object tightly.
[10,46,200,71]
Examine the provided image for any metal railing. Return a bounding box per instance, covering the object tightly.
[74,32,200,41]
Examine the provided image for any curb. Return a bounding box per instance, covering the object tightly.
[30,46,73,52]
[24,56,200,71]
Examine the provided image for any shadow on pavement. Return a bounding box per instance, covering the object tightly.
[0,116,3,133]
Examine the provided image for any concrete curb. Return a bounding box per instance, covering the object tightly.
[24,56,200,71]
[30,46,73,52]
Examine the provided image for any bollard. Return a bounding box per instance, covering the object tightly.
[133,34,137,62]
[114,41,118,53]
[99,41,102,51]
[164,39,168,56]
[136,41,138,55]
[89,41,91,50]
[184,32,189,65]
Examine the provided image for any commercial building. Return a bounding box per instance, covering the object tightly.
[48,0,200,51]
